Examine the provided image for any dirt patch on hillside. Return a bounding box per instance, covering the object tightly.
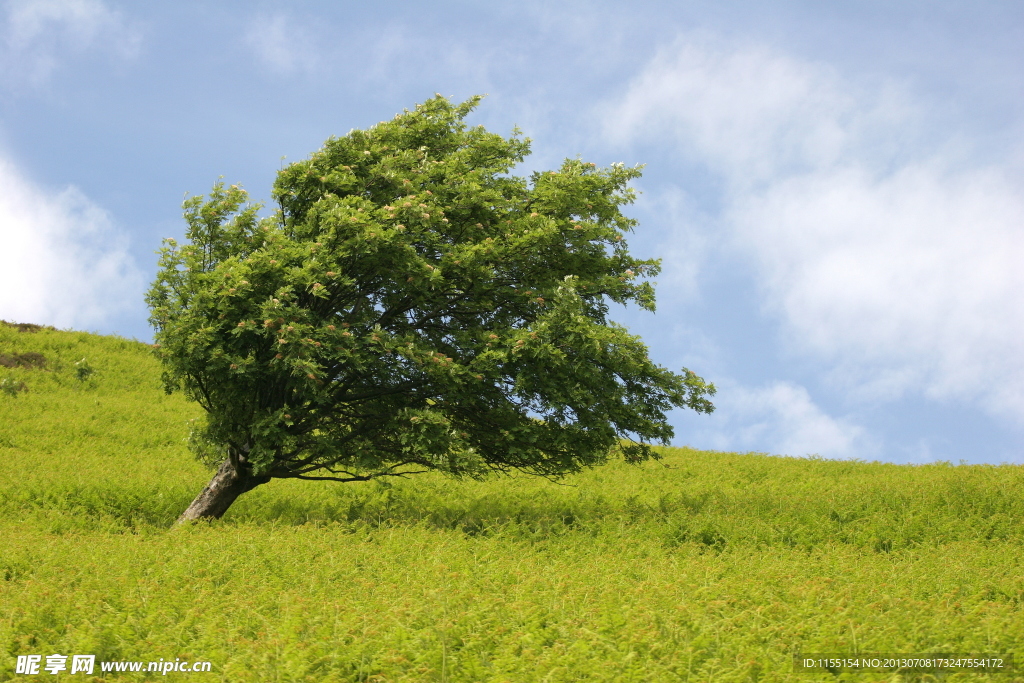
[0,352,47,369]
[0,321,56,333]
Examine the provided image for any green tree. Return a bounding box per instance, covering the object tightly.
[148,96,715,523]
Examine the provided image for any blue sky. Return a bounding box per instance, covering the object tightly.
[1,0,1022,464]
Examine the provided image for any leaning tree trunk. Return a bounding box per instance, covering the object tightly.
[175,457,271,524]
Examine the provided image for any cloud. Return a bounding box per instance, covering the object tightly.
[0,156,142,330]
[733,162,1024,419]
[0,0,141,86]
[606,34,1024,424]
[244,13,318,76]
[631,184,711,304]
[683,379,872,459]
[604,36,913,184]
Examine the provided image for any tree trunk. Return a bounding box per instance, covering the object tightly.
[175,457,271,524]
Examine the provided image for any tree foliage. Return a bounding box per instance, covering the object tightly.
[147,95,714,515]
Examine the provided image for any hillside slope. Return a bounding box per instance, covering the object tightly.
[1,322,1022,681]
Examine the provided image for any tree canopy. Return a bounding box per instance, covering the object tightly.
[147,95,715,522]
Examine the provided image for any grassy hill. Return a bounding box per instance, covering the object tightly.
[1,321,1022,681]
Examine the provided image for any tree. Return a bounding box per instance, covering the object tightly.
[147,95,715,524]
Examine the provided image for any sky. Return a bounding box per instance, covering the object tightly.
[1,0,1022,464]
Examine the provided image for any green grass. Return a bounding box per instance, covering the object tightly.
[1,321,1022,682]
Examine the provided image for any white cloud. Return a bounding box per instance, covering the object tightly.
[733,162,1024,419]
[245,13,318,76]
[0,0,140,86]
[686,379,873,459]
[0,156,142,329]
[606,34,1024,424]
[604,36,915,185]
[633,184,710,303]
